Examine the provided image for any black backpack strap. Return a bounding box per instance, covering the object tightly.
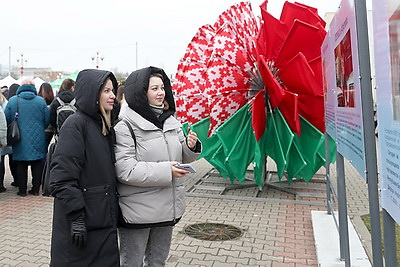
[123,119,136,148]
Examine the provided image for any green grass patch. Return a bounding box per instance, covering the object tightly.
[361,212,400,265]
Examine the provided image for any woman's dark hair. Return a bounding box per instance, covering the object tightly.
[8,83,19,99]
[38,82,55,105]
[59,78,75,92]
[149,73,164,85]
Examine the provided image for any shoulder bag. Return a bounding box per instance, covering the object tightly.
[7,96,20,146]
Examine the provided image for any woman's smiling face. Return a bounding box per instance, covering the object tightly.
[147,76,165,106]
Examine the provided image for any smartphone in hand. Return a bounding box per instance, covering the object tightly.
[175,163,196,173]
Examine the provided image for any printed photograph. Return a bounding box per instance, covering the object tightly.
[334,30,355,108]
[389,4,400,120]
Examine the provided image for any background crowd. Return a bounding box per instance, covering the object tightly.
[0,78,76,196]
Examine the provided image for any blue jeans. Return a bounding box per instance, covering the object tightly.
[119,226,173,267]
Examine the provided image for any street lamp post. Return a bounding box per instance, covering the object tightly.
[91,51,104,69]
[17,53,27,79]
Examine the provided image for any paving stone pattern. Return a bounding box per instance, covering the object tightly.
[0,157,371,267]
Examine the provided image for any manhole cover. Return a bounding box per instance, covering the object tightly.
[183,223,243,241]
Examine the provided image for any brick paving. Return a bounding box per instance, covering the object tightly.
[0,157,371,267]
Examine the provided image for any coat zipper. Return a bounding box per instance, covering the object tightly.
[163,130,177,223]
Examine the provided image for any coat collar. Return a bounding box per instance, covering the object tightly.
[124,107,180,132]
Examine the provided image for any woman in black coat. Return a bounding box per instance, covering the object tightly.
[49,69,120,266]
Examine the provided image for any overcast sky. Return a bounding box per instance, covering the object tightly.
[0,0,370,78]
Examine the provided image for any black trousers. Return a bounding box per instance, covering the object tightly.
[15,159,44,194]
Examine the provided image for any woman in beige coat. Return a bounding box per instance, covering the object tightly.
[114,66,201,267]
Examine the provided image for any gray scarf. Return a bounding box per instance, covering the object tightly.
[149,104,164,118]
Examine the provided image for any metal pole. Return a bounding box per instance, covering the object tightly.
[336,152,350,266]
[18,53,25,80]
[383,209,397,267]
[136,42,138,70]
[325,134,332,215]
[354,0,384,266]
[8,46,11,76]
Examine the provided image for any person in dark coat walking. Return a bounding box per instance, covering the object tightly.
[49,69,120,267]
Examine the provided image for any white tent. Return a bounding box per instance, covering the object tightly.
[0,75,17,87]
[33,77,46,92]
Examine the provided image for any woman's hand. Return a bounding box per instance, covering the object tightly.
[186,129,198,149]
[170,161,189,178]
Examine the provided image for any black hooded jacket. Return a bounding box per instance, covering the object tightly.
[49,69,120,267]
[124,66,175,129]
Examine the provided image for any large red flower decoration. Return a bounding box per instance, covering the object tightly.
[173,1,335,185]
[174,1,326,139]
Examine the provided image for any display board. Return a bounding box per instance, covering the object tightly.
[322,0,366,179]
[373,0,400,224]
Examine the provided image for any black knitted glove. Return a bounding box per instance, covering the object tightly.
[70,213,87,247]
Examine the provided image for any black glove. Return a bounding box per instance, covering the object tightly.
[70,213,87,247]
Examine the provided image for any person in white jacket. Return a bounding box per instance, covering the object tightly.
[114,66,201,267]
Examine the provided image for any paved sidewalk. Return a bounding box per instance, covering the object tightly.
[0,157,371,267]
